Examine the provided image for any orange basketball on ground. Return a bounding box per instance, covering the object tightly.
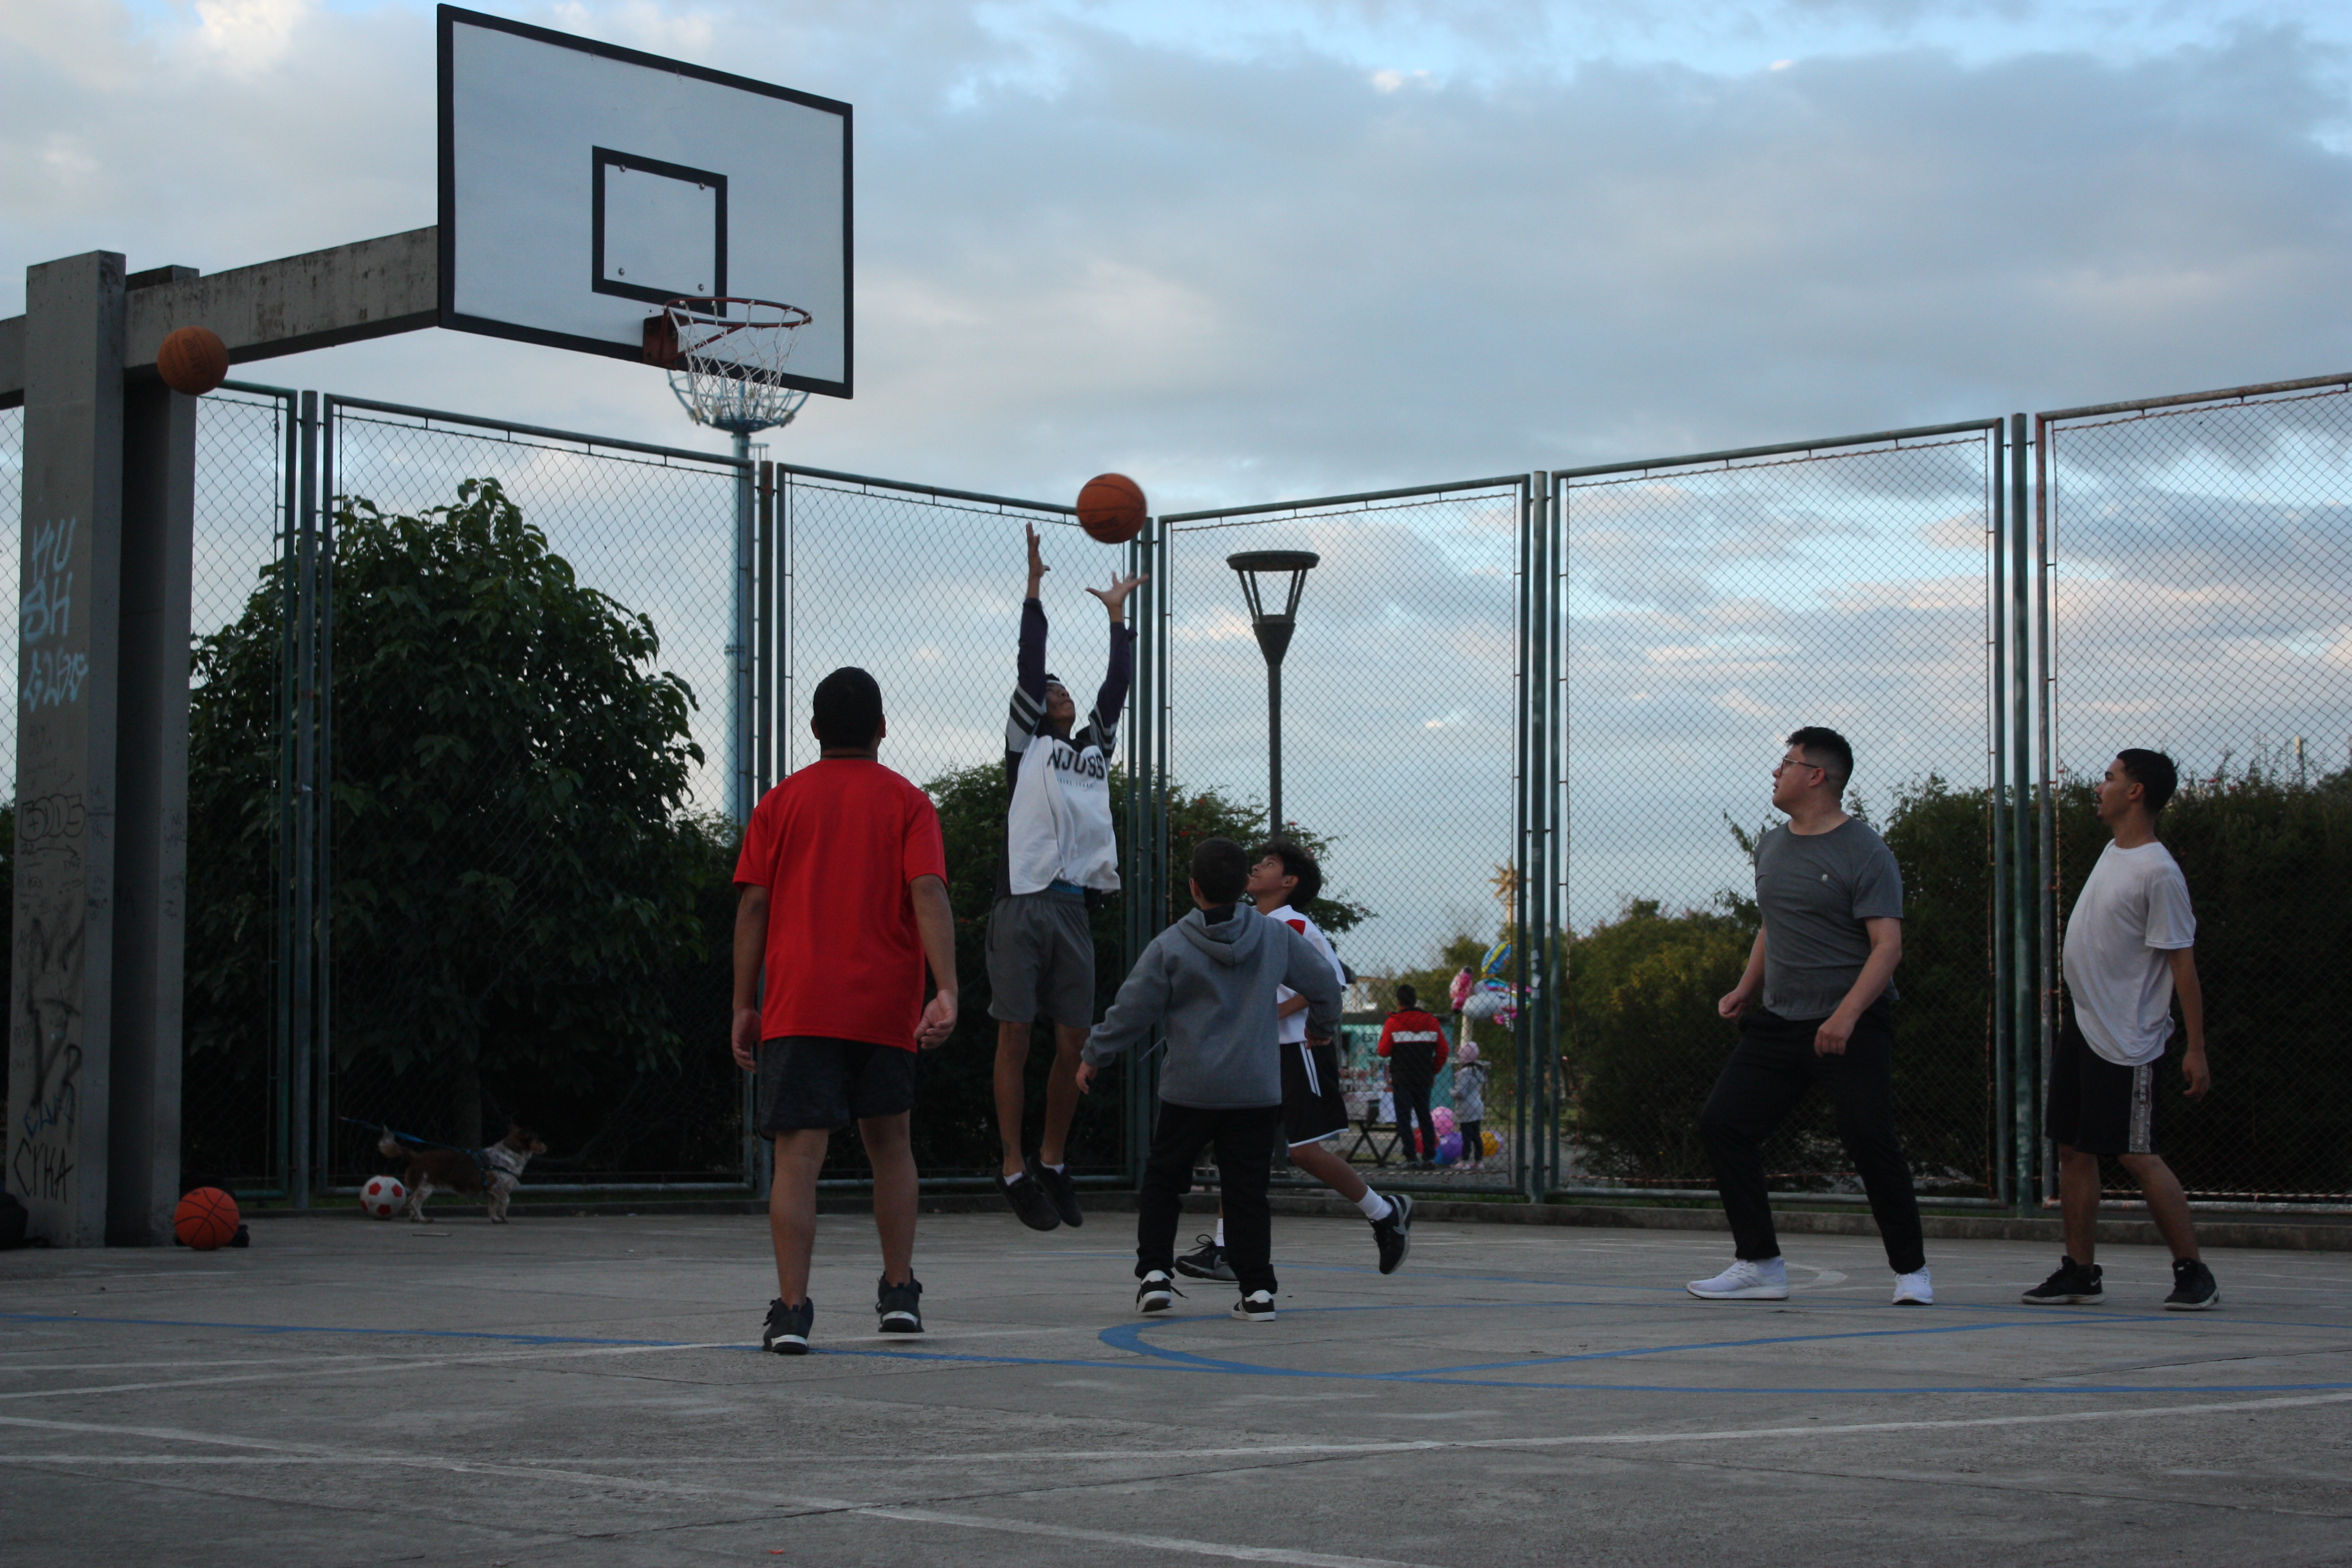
[155,325,230,396]
[174,1186,240,1250]
[1076,472,1147,544]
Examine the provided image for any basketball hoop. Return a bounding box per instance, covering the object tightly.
[644,297,813,434]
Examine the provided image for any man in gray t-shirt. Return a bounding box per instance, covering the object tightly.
[1685,727,1931,1308]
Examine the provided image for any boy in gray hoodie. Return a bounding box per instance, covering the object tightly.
[1075,836,1345,1321]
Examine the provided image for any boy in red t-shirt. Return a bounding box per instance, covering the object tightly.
[732,667,959,1355]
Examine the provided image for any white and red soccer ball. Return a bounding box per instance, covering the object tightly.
[360,1175,407,1219]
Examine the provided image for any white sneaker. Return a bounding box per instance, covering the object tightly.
[1892,1267,1932,1306]
[1686,1257,1789,1300]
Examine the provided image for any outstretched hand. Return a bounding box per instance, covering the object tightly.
[1085,571,1148,621]
[1026,522,1049,593]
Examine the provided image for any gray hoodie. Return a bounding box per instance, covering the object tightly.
[1082,904,1345,1109]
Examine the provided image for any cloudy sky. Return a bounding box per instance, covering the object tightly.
[7,0,2350,961]
[7,0,2349,499]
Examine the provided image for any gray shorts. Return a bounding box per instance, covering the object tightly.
[986,891,1096,1029]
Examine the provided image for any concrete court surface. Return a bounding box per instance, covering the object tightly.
[3,1208,2349,1568]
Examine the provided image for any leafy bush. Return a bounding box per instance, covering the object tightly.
[1566,778,1995,1193]
[2053,764,2352,1199]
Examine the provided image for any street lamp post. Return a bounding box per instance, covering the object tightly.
[1226,550,1321,837]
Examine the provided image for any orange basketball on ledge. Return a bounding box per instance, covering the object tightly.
[156,325,230,397]
[1076,472,1147,544]
[174,1186,240,1250]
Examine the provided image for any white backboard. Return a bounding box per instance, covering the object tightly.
[438,6,852,397]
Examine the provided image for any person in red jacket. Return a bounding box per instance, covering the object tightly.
[1377,986,1451,1166]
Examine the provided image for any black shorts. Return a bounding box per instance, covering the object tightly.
[1280,1040,1349,1148]
[2046,1001,2159,1157]
[757,1037,917,1134]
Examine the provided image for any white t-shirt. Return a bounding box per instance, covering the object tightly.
[1259,904,1344,1046]
[2062,840,2197,1067]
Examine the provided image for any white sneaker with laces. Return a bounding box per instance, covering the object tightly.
[1686,1257,1790,1300]
[1892,1267,1932,1306]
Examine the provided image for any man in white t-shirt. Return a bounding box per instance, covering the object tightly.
[1174,840,1414,1280]
[2023,749,2219,1311]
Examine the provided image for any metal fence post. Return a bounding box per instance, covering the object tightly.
[2032,414,2058,1207]
[288,391,318,1206]
[2008,413,2037,1215]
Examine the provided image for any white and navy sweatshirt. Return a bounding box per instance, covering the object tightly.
[1000,597,1132,900]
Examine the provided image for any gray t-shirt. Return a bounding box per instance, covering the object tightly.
[1754,817,1904,1019]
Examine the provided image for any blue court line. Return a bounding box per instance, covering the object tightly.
[8,1306,2350,1398]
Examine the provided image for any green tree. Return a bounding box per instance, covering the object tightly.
[184,480,727,1165]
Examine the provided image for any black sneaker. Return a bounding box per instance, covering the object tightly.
[1032,1162,1084,1228]
[996,1168,1061,1232]
[2021,1256,2104,1305]
[763,1297,814,1354]
[1174,1234,1236,1282]
[2164,1257,2220,1311]
[1136,1270,1180,1314]
[1370,1191,1413,1276]
[1231,1289,1277,1322]
[876,1275,924,1333]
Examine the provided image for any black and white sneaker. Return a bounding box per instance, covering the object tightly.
[763,1297,814,1354]
[1174,1234,1237,1282]
[997,1168,1062,1232]
[1136,1270,1179,1314]
[876,1275,924,1333]
[1370,1191,1413,1276]
[2164,1257,2220,1311]
[2021,1256,2104,1305]
[1032,1162,1084,1228]
[1232,1289,1277,1322]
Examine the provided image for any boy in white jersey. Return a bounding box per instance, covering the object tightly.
[989,524,1144,1232]
[1176,839,1413,1279]
[2023,749,2219,1311]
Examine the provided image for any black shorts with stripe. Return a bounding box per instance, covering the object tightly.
[2046,997,2160,1157]
[1280,1040,1348,1148]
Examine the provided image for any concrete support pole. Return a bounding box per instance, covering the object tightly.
[110,275,198,1244]
[9,253,127,1246]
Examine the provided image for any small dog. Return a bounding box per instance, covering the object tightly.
[377,1124,546,1223]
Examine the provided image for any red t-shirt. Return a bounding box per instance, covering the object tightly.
[733,758,948,1050]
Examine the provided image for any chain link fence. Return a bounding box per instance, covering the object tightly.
[2038,374,2352,1205]
[1158,478,1540,1194]
[770,468,1140,1185]
[316,399,752,1191]
[15,369,2352,1214]
[179,385,300,1194]
[1557,424,2005,1204]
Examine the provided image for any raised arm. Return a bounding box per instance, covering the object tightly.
[1081,571,1144,733]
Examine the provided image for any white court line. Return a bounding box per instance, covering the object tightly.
[0,1414,1431,1568]
[0,1340,749,1403]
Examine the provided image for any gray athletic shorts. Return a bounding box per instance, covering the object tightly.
[986,890,1096,1028]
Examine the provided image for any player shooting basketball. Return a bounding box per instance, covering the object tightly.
[990,523,1145,1230]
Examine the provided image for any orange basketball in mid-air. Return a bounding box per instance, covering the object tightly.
[174,1186,240,1250]
[155,326,230,397]
[1076,472,1147,544]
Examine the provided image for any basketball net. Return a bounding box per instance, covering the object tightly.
[649,297,813,435]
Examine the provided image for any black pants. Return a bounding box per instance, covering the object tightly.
[1696,1001,1925,1275]
[1137,1100,1279,1293]
[1394,1082,1437,1163]
[1460,1119,1483,1160]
